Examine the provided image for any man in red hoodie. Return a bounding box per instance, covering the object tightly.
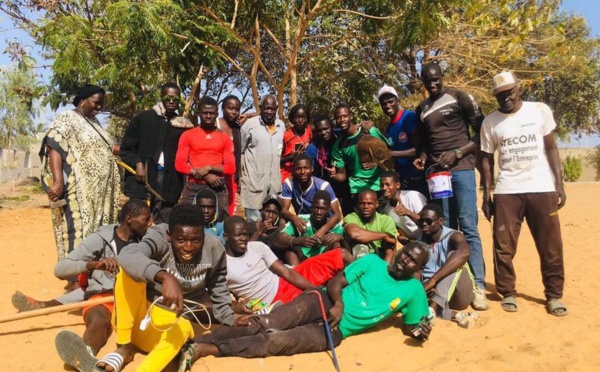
[176,96,235,216]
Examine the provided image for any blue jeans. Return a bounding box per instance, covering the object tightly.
[432,169,486,288]
[245,208,262,223]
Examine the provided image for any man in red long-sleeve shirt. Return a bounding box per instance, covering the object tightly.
[176,96,235,216]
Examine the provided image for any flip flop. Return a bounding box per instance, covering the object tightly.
[177,342,194,372]
[500,295,519,312]
[11,290,45,312]
[546,298,568,317]
[94,352,124,372]
[55,330,97,372]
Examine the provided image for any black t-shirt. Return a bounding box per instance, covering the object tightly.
[247,221,285,261]
[113,228,132,254]
[416,87,484,170]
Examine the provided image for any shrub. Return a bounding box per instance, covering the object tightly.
[563,155,582,182]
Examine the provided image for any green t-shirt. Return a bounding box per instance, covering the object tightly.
[338,254,429,338]
[282,214,344,257]
[344,212,397,254]
[331,127,389,194]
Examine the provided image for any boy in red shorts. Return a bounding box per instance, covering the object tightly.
[53,199,152,372]
[224,215,354,307]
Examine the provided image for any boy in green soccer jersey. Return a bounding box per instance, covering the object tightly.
[277,190,351,264]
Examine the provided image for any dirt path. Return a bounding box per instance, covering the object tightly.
[1,183,599,371]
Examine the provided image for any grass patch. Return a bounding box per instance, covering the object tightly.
[3,195,31,202]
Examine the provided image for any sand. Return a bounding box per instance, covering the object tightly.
[1,183,599,372]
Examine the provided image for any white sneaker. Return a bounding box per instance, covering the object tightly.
[455,311,480,329]
[471,286,489,311]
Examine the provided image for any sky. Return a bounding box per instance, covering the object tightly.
[0,0,599,146]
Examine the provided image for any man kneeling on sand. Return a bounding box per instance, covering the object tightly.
[180,243,432,367]
[418,204,481,327]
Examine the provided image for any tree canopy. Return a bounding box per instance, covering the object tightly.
[1,0,598,136]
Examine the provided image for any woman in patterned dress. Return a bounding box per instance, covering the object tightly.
[40,84,121,261]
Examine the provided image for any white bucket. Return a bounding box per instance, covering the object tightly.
[426,165,453,199]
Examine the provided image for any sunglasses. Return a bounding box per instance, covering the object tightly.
[162,95,182,103]
[417,218,437,226]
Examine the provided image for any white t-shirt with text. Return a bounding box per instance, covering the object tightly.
[481,101,556,194]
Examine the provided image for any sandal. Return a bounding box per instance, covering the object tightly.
[94,352,124,372]
[500,295,519,312]
[177,342,194,372]
[546,298,568,317]
[11,290,45,312]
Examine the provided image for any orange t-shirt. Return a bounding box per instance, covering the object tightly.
[280,127,312,181]
[175,127,235,177]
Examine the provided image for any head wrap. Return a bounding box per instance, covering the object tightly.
[73,84,106,106]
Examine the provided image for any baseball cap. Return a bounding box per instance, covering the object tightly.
[492,71,518,95]
[262,195,282,212]
[377,85,398,100]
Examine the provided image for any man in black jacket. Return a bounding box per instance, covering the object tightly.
[120,82,194,223]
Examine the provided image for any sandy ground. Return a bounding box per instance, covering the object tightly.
[1,183,599,372]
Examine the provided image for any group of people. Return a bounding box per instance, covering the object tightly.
[13,63,568,372]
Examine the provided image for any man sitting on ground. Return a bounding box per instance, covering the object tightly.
[183,243,432,365]
[345,189,398,263]
[94,204,241,372]
[280,153,343,239]
[418,203,479,325]
[247,197,287,259]
[277,190,350,265]
[194,188,229,246]
[53,199,152,372]
[379,170,428,243]
[224,216,352,309]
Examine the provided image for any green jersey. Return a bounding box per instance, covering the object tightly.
[282,214,344,257]
[344,212,397,254]
[331,127,389,194]
[338,254,429,338]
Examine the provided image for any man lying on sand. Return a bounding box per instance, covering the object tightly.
[180,243,433,369]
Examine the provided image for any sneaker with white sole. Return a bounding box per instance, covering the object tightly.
[471,286,489,310]
[455,311,480,329]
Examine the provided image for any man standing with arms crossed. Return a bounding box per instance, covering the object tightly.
[240,95,285,222]
[413,62,488,311]
[176,96,235,216]
[480,71,567,316]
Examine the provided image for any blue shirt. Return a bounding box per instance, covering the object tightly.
[280,176,338,215]
[386,110,423,179]
[205,222,225,247]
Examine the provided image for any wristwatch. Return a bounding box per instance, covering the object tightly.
[454,148,463,159]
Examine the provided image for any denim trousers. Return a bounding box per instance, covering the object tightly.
[432,169,485,288]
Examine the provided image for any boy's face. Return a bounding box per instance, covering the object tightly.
[311,199,330,224]
[380,176,400,200]
[127,209,153,238]
[168,225,204,264]
[196,197,217,224]
[225,223,250,255]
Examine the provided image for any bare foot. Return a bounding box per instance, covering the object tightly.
[95,344,135,372]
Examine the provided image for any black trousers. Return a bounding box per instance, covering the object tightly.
[196,288,343,358]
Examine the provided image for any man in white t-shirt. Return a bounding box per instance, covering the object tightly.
[224,216,347,306]
[480,71,567,317]
[379,170,428,242]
